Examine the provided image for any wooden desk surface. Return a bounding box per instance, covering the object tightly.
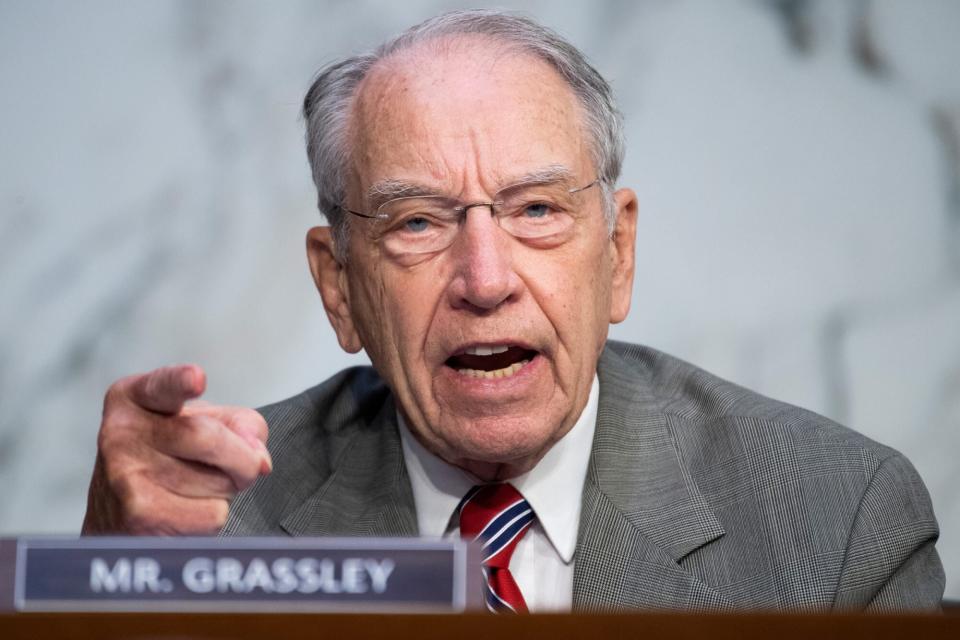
[2,610,958,640]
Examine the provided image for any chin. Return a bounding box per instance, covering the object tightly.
[440,412,561,467]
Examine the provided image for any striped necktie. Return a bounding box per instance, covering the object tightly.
[458,483,535,613]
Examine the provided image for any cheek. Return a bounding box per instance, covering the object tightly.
[375,262,450,358]
[349,246,457,388]
[530,238,613,337]
[346,264,386,360]
[345,245,399,367]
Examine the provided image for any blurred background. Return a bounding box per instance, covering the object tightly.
[0,0,957,598]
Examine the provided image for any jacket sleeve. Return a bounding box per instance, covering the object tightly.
[832,452,945,611]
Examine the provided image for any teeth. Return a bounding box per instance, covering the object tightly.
[465,344,510,356]
[458,360,529,379]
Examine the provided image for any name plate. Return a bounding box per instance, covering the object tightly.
[6,537,481,613]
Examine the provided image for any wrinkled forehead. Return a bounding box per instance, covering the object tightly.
[345,36,593,201]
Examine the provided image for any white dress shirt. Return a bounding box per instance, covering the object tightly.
[398,376,598,612]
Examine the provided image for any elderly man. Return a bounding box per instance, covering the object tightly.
[83,10,944,612]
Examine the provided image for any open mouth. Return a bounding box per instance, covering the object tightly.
[445,345,538,379]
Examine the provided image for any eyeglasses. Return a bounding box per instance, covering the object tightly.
[340,178,602,256]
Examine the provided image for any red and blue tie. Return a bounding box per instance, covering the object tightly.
[458,483,535,613]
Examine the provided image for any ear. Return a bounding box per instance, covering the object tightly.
[306,226,363,353]
[608,188,638,324]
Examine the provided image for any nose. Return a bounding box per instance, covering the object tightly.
[446,206,521,312]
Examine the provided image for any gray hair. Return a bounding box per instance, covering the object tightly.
[302,9,625,260]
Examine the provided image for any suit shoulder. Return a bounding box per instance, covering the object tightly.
[604,342,941,608]
[256,365,391,463]
[603,340,898,470]
[258,365,389,431]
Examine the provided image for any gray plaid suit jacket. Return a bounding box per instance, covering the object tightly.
[223,341,945,611]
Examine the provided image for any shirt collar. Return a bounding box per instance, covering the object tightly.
[398,375,599,563]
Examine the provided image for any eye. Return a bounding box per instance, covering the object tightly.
[404,216,430,233]
[523,203,552,218]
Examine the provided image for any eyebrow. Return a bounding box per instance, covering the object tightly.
[364,164,577,211]
[503,164,576,189]
[365,180,444,212]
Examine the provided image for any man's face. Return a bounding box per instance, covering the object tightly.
[308,39,636,479]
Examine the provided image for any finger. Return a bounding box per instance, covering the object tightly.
[188,405,268,445]
[128,365,206,415]
[225,409,272,474]
[145,456,239,500]
[151,414,267,490]
[186,405,271,473]
[118,478,229,535]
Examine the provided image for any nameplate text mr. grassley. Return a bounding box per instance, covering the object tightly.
[89,555,397,595]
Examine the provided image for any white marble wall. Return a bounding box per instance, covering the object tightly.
[1,0,957,598]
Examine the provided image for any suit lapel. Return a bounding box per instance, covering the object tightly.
[573,347,730,610]
[279,396,418,537]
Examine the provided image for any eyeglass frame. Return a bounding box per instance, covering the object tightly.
[337,177,604,225]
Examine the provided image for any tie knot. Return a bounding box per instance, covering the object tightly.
[458,483,535,570]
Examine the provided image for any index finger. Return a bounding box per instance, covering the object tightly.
[128,365,206,415]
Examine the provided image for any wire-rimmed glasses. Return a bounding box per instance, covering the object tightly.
[340,178,602,256]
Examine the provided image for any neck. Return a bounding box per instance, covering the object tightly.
[455,457,539,483]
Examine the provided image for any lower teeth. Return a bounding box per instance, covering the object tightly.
[459,359,529,379]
